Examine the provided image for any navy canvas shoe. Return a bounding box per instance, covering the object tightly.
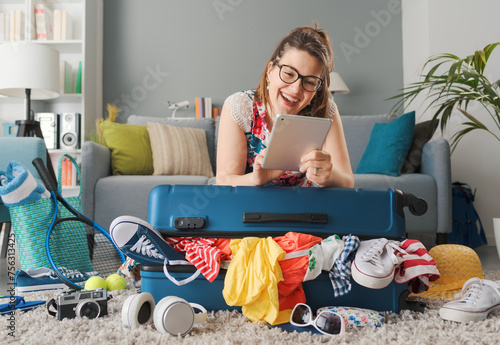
[14,268,87,293]
[110,216,188,265]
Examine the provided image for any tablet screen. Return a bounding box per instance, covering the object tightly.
[261,114,332,171]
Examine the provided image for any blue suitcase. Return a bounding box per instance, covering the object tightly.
[141,185,427,313]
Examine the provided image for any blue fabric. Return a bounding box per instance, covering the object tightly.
[0,161,49,207]
[356,111,415,177]
[328,235,360,297]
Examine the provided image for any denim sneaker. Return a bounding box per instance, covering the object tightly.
[14,268,87,293]
[439,277,500,323]
[352,238,398,289]
[110,216,187,265]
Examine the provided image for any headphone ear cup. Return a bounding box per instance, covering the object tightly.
[121,292,155,329]
[154,296,194,336]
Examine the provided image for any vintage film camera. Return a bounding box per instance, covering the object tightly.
[48,288,108,320]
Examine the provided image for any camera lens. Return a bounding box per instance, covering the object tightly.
[76,300,101,319]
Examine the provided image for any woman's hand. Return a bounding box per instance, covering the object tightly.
[299,149,333,187]
[252,148,285,185]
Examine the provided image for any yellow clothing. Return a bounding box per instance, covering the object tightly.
[222,237,287,325]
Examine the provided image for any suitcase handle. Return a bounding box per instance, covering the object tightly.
[242,212,328,224]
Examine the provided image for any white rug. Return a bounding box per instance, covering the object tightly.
[1,271,500,345]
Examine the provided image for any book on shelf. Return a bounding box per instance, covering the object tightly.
[195,97,212,118]
[34,3,53,40]
[9,10,14,41]
[75,61,82,94]
[2,13,10,42]
[52,9,71,41]
[60,156,79,187]
[53,9,61,40]
[60,60,73,94]
[212,107,221,119]
[60,9,72,40]
[13,9,22,41]
[0,13,4,41]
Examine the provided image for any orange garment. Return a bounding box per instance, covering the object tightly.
[274,232,322,310]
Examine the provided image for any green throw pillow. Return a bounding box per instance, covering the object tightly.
[99,120,154,175]
[356,111,415,176]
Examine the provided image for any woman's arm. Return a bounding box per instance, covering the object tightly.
[215,106,283,186]
[299,110,354,188]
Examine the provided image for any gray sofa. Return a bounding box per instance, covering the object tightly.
[81,114,451,243]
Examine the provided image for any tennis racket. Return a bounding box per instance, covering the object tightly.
[33,158,126,290]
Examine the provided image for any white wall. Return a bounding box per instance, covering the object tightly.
[402,0,500,245]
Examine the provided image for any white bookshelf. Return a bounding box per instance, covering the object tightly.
[0,0,103,186]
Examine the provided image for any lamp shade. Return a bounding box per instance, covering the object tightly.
[0,43,60,100]
[328,72,350,95]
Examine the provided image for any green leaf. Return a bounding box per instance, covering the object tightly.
[457,108,488,130]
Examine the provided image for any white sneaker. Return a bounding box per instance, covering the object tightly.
[352,238,398,289]
[439,277,500,323]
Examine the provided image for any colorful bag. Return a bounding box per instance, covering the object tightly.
[9,155,93,272]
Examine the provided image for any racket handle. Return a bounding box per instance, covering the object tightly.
[33,158,58,192]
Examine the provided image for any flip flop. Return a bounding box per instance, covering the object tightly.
[0,295,46,315]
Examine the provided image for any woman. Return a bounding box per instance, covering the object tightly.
[216,23,354,188]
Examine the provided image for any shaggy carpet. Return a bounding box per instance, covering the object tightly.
[1,270,499,345]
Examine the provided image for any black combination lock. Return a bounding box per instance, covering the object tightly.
[173,217,206,230]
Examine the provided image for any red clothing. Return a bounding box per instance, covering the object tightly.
[274,232,322,310]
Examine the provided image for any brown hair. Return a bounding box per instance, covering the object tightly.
[255,22,333,118]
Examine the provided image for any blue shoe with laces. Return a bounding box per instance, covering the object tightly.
[110,216,187,265]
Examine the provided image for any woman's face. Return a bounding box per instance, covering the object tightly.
[266,48,323,119]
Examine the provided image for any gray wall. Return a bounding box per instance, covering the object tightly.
[103,0,403,122]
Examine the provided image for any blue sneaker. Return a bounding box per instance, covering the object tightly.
[110,216,187,265]
[14,268,87,293]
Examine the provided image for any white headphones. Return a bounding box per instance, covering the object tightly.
[122,293,207,336]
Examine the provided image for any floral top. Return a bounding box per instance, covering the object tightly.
[223,90,338,187]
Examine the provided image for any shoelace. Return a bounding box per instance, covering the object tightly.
[454,278,483,304]
[57,267,99,280]
[131,235,164,259]
[360,239,401,268]
[360,239,387,268]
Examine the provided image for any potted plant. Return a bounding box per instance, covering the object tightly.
[389,42,500,152]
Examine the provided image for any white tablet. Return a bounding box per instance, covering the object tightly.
[261,114,333,171]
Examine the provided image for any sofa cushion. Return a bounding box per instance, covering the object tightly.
[341,114,392,172]
[401,119,439,174]
[98,120,154,175]
[356,111,415,176]
[147,122,214,177]
[127,116,216,174]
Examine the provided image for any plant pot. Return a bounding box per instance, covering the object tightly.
[492,218,500,260]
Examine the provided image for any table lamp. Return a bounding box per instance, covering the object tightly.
[329,72,350,95]
[0,43,60,137]
[0,43,60,181]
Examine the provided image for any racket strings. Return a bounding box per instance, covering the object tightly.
[48,219,123,283]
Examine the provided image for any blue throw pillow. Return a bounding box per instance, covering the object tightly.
[356,111,415,176]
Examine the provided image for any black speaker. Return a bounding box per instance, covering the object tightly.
[58,113,81,150]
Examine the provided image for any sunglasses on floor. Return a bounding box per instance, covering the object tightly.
[290,303,346,336]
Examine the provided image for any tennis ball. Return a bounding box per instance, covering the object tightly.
[85,276,107,291]
[106,273,127,291]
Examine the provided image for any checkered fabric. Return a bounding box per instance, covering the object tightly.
[328,234,360,297]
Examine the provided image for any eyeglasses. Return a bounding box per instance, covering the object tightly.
[275,63,324,92]
[290,303,346,336]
